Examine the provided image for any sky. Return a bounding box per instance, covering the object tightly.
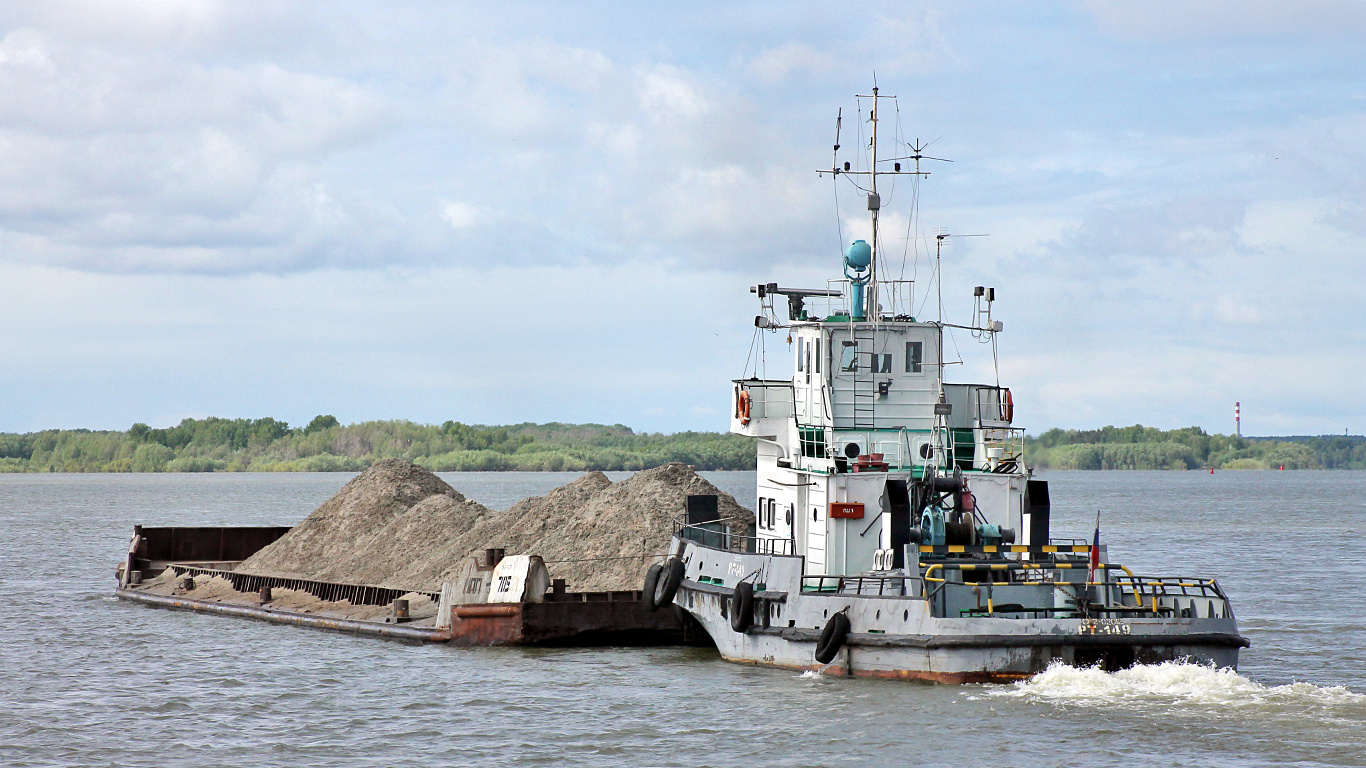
[2,0,1364,436]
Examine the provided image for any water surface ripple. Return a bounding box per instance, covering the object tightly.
[1,470,1362,767]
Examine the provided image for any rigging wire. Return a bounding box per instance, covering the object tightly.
[743,326,761,378]
[992,332,1001,388]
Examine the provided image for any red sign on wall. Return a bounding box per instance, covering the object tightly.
[830,502,865,519]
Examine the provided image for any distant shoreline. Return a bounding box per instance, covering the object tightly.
[3,418,1361,473]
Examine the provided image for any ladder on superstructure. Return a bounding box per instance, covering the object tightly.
[852,328,878,429]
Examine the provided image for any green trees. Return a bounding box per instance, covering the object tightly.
[304,415,340,434]
[3,417,1349,473]
[1025,425,1332,470]
[0,419,757,472]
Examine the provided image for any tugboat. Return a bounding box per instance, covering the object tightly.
[645,86,1248,682]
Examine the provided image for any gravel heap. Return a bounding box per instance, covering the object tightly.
[238,459,753,593]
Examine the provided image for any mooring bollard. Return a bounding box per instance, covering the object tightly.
[551,578,567,596]
[392,599,410,621]
[129,571,143,586]
[259,587,272,604]
[180,576,196,591]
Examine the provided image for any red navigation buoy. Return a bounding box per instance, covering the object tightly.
[1209,468,1214,474]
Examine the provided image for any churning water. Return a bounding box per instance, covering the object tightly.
[1,470,1363,767]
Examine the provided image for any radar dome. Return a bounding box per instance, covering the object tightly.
[844,239,872,270]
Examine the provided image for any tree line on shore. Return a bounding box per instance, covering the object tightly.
[1,418,1361,473]
[0,417,755,473]
[1023,425,1364,470]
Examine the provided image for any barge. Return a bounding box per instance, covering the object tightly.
[117,524,694,646]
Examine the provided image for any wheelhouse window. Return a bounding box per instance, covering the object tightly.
[814,339,821,373]
[797,342,804,372]
[840,342,858,371]
[906,341,923,373]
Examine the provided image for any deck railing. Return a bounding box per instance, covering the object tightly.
[800,575,920,596]
[672,519,797,557]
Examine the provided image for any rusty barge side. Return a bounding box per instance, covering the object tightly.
[115,586,453,642]
[117,525,697,647]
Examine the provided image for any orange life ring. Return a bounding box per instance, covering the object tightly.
[737,390,752,425]
[1000,388,1014,423]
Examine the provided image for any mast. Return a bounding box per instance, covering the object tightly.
[856,86,887,321]
[868,86,880,321]
[819,85,944,320]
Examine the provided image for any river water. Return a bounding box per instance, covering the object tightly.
[1,470,1363,767]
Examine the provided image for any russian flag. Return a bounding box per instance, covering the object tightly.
[1088,518,1101,581]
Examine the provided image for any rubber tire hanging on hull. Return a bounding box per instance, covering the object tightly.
[729,582,754,632]
[814,612,850,664]
[650,558,684,611]
[642,563,664,611]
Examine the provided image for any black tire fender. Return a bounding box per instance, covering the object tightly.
[642,563,664,611]
[729,581,754,632]
[814,612,851,664]
[652,557,684,610]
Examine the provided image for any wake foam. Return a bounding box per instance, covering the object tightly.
[987,661,1363,711]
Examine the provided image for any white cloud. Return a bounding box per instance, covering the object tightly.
[749,42,833,84]
[0,28,51,68]
[1083,0,1366,41]
[439,201,486,230]
[637,66,709,122]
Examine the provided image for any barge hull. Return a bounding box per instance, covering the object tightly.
[115,588,451,643]
[117,526,691,647]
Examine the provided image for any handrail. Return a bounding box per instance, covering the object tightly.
[672,518,797,556]
[923,563,944,583]
[799,574,921,596]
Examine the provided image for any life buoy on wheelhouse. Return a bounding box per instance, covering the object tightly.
[736,390,752,425]
[1000,388,1014,423]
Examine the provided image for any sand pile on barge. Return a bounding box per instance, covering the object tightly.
[237,459,493,583]
[238,459,752,592]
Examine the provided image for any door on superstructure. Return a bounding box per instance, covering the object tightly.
[801,480,827,575]
[831,333,858,427]
[807,336,825,427]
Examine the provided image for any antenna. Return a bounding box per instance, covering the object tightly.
[818,85,953,323]
[933,232,988,325]
[831,108,842,170]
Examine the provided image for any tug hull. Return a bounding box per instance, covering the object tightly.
[671,538,1245,683]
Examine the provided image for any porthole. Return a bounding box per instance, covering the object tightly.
[823,609,828,618]
[903,610,908,621]
[876,610,881,619]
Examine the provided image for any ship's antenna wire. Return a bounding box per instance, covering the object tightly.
[743,326,760,377]
[992,331,1000,388]
[760,324,767,380]
[832,109,844,253]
